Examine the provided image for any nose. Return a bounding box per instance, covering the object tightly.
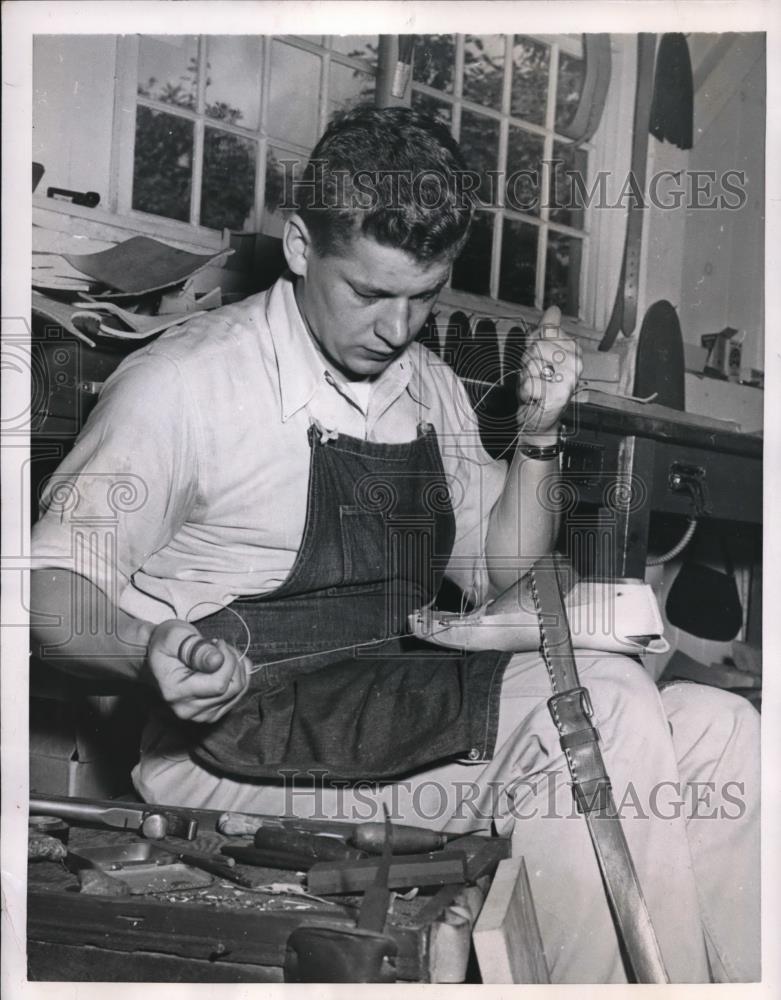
[375,299,411,349]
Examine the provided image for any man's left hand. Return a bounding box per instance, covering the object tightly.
[517,305,582,442]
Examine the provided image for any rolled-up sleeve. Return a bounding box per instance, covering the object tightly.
[31,350,198,608]
[426,365,508,606]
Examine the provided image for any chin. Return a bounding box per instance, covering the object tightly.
[345,356,393,379]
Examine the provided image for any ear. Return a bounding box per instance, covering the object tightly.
[283,214,313,278]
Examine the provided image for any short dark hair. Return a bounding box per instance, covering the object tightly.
[293,106,475,262]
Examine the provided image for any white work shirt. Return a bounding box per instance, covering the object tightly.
[32,274,508,624]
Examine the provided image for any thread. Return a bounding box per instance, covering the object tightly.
[188,601,252,664]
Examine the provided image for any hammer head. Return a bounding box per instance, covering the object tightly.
[141,811,198,840]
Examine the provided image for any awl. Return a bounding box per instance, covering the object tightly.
[218,811,464,853]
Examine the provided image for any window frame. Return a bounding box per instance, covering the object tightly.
[429,34,633,334]
[111,34,378,241]
[105,33,631,333]
[410,34,591,317]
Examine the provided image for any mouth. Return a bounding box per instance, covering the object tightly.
[362,347,398,361]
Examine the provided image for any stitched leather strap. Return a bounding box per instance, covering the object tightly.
[529,563,669,984]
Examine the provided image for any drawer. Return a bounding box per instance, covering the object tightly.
[650,443,762,523]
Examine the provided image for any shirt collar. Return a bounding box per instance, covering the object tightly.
[265,273,321,422]
[266,274,430,419]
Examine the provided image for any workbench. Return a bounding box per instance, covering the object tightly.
[26,805,515,983]
[561,399,762,579]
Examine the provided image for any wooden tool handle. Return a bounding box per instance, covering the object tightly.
[254,826,366,862]
[178,634,223,674]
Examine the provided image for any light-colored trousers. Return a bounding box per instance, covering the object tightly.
[132,651,760,984]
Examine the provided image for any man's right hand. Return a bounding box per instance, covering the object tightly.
[145,620,251,723]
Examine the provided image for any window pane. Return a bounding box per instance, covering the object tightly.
[451,212,493,297]
[205,37,263,130]
[511,35,549,125]
[550,141,588,228]
[267,41,321,146]
[499,218,537,306]
[463,35,505,109]
[263,145,306,237]
[200,128,256,231]
[460,110,500,205]
[506,126,544,216]
[411,91,452,125]
[545,232,582,315]
[137,35,198,109]
[328,35,378,67]
[132,107,193,222]
[556,51,586,132]
[327,62,374,120]
[413,35,455,92]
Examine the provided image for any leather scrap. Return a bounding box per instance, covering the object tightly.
[76,298,205,339]
[64,235,232,296]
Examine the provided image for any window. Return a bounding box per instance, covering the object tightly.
[120,33,604,319]
[129,35,378,234]
[411,34,590,317]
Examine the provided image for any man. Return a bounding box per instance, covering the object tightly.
[31,107,758,983]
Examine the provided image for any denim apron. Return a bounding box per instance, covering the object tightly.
[190,422,511,781]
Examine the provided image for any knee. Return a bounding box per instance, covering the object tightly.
[662,681,760,756]
[578,654,669,750]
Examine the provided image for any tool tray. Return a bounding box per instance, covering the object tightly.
[27,811,509,983]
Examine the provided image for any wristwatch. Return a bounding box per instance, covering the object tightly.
[518,434,563,460]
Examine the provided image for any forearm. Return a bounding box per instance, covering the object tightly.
[30,568,153,685]
[484,433,561,595]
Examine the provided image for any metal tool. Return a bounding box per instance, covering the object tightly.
[356,807,394,933]
[173,850,254,888]
[61,841,213,895]
[218,810,457,853]
[284,806,398,983]
[30,795,199,840]
[46,186,100,208]
[530,563,669,983]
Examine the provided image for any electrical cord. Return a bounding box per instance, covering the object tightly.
[646,516,698,566]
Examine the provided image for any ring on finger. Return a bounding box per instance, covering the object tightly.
[541,363,556,382]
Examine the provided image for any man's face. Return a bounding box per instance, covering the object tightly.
[292,230,452,381]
